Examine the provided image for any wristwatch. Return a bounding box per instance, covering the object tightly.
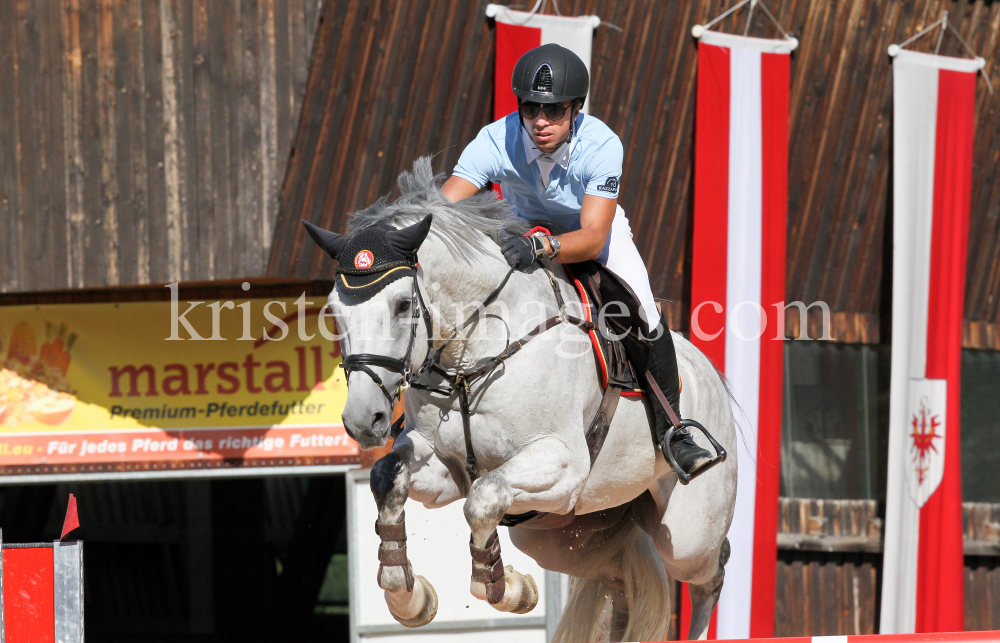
[531,232,561,260]
[545,235,561,259]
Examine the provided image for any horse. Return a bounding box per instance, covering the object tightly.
[308,158,738,642]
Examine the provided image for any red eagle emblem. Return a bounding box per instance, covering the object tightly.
[910,400,942,485]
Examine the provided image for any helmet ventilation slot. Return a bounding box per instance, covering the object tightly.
[532,64,554,93]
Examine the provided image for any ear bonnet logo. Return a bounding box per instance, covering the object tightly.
[596,176,620,193]
[354,250,374,269]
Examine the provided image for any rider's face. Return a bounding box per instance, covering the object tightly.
[522,101,578,154]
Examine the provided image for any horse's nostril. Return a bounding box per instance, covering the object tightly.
[372,411,386,428]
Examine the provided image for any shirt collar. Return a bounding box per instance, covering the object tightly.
[521,121,575,170]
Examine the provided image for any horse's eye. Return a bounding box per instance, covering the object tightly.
[396,299,411,315]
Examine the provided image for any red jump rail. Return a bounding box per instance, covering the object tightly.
[0,535,84,643]
[654,634,1000,643]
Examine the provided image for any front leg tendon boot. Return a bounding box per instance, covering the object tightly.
[647,316,713,477]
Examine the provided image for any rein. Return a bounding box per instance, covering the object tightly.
[338,260,593,482]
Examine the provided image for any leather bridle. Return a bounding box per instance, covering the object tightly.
[337,259,592,481]
[338,261,428,407]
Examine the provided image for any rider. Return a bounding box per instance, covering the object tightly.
[441,44,714,479]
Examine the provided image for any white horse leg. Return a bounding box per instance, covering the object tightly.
[687,538,729,640]
[621,335,738,638]
[464,438,587,613]
[400,426,467,509]
[635,470,731,640]
[464,469,539,614]
[369,446,438,627]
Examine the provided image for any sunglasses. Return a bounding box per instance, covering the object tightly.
[519,101,573,121]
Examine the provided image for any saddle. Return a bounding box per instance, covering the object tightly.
[565,260,653,456]
[498,226,658,528]
[566,260,650,388]
[522,223,650,348]
[522,222,658,454]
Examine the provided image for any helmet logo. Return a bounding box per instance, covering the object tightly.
[354,250,374,269]
[532,64,554,93]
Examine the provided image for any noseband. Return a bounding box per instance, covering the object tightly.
[337,259,593,481]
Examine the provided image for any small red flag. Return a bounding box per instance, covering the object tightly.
[61,493,80,540]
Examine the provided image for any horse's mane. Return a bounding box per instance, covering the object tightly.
[346,156,530,261]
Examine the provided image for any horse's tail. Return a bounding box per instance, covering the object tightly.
[712,361,756,469]
[552,516,670,643]
[552,576,611,643]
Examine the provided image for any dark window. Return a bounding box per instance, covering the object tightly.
[780,341,889,500]
[781,342,1000,504]
[961,349,1000,503]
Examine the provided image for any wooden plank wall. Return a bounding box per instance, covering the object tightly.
[266,0,497,289]
[776,497,1000,635]
[966,556,1000,632]
[965,502,1000,631]
[0,0,323,294]
[268,0,1000,342]
[776,498,881,636]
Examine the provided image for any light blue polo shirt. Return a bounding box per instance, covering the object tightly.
[452,111,623,236]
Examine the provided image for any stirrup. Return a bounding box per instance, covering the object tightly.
[664,419,727,485]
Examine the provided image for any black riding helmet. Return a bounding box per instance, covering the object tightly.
[511,43,589,105]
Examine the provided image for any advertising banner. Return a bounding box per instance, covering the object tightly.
[0,290,358,478]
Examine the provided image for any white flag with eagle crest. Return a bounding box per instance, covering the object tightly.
[880,48,977,634]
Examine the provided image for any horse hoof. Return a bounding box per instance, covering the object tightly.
[509,568,538,614]
[386,575,438,628]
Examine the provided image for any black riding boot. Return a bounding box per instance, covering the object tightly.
[647,316,714,477]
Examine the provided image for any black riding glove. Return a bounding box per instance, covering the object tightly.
[501,234,546,270]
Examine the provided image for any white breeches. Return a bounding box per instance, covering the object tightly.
[597,206,660,333]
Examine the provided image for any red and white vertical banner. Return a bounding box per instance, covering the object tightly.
[881,48,979,634]
[485,4,600,120]
[689,30,795,640]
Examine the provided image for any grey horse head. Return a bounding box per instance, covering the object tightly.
[301,157,526,447]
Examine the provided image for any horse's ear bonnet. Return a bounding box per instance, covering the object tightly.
[300,215,432,297]
[302,220,349,259]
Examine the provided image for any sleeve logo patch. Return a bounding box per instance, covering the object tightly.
[354,250,375,269]
[596,176,619,193]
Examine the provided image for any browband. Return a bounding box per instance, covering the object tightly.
[337,266,416,290]
[335,260,417,276]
